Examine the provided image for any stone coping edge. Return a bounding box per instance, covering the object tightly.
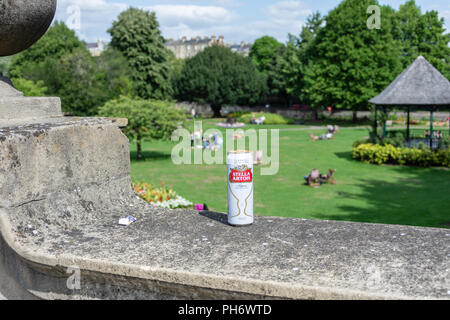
[0,209,432,300]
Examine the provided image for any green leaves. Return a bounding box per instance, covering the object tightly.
[394,0,450,79]
[353,143,450,167]
[250,36,284,74]
[302,0,402,112]
[176,45,267,116]
[6,21,134,116]
[99,96,186,159]
[11,78,47,97]
[9,21,85,79]
[108,8,173,100]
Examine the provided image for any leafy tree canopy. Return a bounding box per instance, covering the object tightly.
[176,45,267,117]
[302,0,403,118]
[108,8,173,100]
[250,36,284,73]
[99,96,185,159]
[393,0,450,78]
[9,21,86,78]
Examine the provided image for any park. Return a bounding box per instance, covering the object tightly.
[0,0,449,301]
[130,117,450,229]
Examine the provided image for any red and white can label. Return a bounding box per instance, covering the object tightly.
[227,151,254,226]
[229,169,253,183]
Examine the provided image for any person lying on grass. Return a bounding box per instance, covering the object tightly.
[310,132,334,141]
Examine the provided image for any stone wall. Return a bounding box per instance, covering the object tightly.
[176,102,450,121]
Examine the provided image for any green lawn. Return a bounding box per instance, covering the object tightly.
[130,120,450,229]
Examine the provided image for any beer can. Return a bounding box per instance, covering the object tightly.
[227,150,254,226]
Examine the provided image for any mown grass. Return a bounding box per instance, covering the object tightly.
[130,120,450,229]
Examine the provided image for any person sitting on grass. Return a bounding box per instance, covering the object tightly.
[304,169,336,187]
[227,114,235,125]
[328,125,339,134]
[304,169,321,187]
[253,150,263,165]
[254,115,266,125]
[320,169,336,185]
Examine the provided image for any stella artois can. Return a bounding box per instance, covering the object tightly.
[227,150,254,226]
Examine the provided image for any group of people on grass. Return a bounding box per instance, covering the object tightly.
[306,125,339,187]
[190,130,224,151]
[310,125,340,141]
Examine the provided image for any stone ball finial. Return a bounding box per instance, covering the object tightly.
[0,0,57,57]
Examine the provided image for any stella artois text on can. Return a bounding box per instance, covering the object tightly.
[227,151,254,226]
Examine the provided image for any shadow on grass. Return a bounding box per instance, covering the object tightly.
[303,119,372,127]
[130,150,171,161]
[335,151,354,162]
[314,166,450,229]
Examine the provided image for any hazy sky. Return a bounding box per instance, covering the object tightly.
[55,0,450,44]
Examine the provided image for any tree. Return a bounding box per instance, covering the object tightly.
[394,0,450,79]
[0,56,12,76]
[99,96,185,159]
[265,35,301,106]
[167,50,185,99]
[302,0,402,121]
[11,78,47,96]
[54,48,109,116]
[297,12,325,119]
[95,47,134,98]
[298,12,324,52]
[108,8,173,100]
[9,21,85,78]
[6,21,134,116]
[176,45,267,117]
[250,36,284,73]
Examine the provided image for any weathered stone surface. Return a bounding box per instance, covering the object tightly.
[0,117,449,300]
[0,97,62,120]
[0,72,62,120]
[0,74,23,97]
[0,118,130,208]
[0,0,57,56]
[2,201,450,300]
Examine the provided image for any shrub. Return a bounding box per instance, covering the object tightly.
[352,143,450,167]
[229,111,251,118]
[239,112,293,125]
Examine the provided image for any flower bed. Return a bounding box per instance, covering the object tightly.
[134,182,193,209]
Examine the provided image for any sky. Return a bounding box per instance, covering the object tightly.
[55,0,450,44]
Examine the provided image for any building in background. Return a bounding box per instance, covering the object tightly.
[230,41,252,57]
[86,40,107,56]
[165,35,252,59]
[86,36,252,59]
